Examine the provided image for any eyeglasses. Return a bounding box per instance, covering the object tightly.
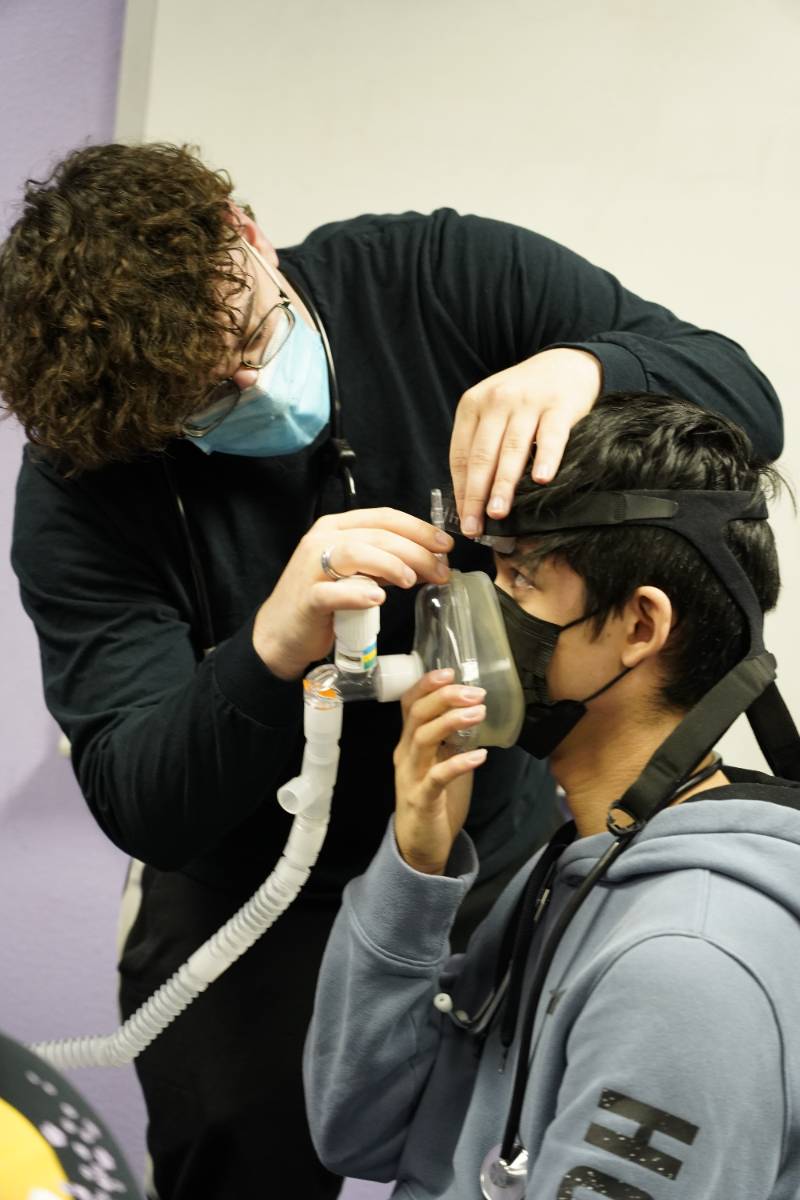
[181,245,296,438]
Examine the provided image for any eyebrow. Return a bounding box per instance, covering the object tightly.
[497,547,543,582]
[495,547,522,565]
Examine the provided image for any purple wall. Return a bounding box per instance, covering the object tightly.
[0,0,149,1178]
[0,9,389,1193]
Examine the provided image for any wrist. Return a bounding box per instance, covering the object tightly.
[541,346,603,401]
[553,346,603,400]
[252,608,306,681]
[400,851,447,876]
[394,819,453,877]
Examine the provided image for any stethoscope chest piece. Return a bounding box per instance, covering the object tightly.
[479,1144,529,1200]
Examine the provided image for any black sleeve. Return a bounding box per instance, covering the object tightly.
[428,210,783,460]
[11,456,303,870]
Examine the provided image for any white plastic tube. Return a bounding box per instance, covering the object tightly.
[278,690,343,815]
[374,652,423,702]
[30,610,417,1071]
[30,709,342,1072]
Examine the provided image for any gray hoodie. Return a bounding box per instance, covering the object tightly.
[304,773,800,1198]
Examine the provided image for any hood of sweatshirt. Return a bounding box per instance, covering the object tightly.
[555,770,800,920]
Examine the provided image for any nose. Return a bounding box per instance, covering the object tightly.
[231,364,259,390]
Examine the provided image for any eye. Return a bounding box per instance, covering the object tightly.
[511,570,535,591]
[495,556,538,592]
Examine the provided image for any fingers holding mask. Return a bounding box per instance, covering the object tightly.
[319,507,453,575]
[394,671,488,874]
[253,507,453,681]
[401,677,487,760]
[315,525,450,590]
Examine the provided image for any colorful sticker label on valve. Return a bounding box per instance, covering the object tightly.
[303,678,339,699]
[361,641,377,670]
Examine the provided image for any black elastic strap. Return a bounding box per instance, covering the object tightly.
[497,750,727,1166]
[498,834,632,1164]
[610,653,777,829]
[747,683,800,782]
[162,458,216,655]
[165,269,357,649]
[498,823,576,1052]
[485,488,766,538]
[282,267,357,510]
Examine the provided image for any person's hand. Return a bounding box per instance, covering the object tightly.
[253,508,453,680]
[393,670,488,875]
[450,347,602,535]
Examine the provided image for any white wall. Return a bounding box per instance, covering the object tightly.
[120,0,799,766]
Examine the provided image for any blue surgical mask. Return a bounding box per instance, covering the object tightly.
[186,312,330,457]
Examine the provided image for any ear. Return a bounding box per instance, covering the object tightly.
[225,200,280,267]
[619,586,674,670]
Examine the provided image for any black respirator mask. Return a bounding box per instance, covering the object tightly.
[494,588,629,758]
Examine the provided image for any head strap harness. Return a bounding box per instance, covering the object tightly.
[483,489,800,831]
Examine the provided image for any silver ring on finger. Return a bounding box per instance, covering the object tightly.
[320,545,349,581]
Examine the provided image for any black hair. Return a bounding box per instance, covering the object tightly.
[512,393,783,710]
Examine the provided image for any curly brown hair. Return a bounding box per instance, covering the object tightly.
[0,143,253,471]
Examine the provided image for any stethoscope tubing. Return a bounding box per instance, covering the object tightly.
[163,272,355,655]
[481,752,723,1168]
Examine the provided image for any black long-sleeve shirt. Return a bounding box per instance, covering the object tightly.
[11,209,783,895]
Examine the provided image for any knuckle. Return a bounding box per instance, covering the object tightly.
[466,446,496,470]
[537,408,571,436]
[488,382,516,408]
[499,430,533,455]
[411,727,428,753]
[534,431,563,455]
[490,476,518,498]
[306,582,331,612]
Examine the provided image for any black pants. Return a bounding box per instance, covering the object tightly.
[118,853,541,1200]
[119,867,345,1199]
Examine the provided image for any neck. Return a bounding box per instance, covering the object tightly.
[551,712,728,838]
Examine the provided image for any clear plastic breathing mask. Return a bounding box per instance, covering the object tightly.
[408,488,524,748]
[296,490,525,753]
[412,569,525,749]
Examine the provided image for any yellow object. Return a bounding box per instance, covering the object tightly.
[0,1095,70,1198]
